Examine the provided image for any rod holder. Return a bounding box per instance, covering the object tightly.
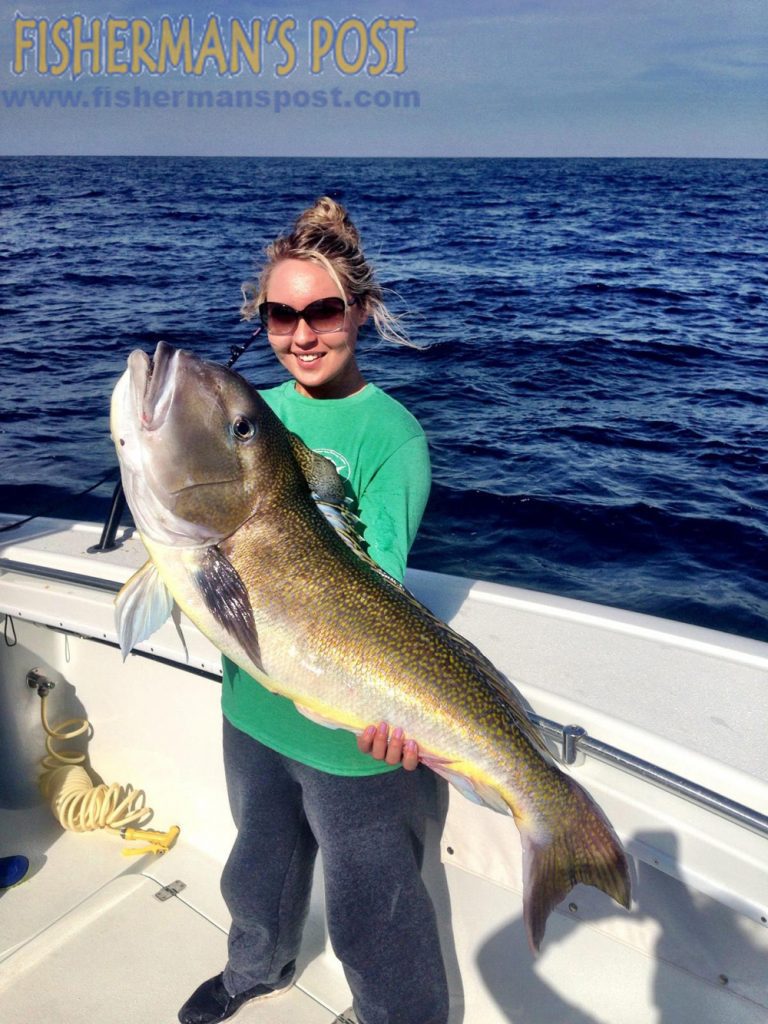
[92,481,127,553]
[562,724,587,765]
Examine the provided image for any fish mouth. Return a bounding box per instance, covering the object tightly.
[129,341,179,432]
[113,341,245,548]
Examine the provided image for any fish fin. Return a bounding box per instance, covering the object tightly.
[312,486,406,589]
[485,670,557,764]
[311,495,412,594]
[520,775,632,953]
[115,559,174,659]
[288,433,347,505]
[287,432,409,587]
[194,547,263,672]
[313,497,371,562]
[294,703,344,730]
[421,755,511,815]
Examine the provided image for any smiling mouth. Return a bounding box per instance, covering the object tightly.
[294,352,324,363]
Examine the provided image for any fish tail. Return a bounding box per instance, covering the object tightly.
[519,775,631,953]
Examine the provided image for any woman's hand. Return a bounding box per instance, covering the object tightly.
[357,722,420,770]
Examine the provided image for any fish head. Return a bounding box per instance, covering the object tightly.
[111,341,292,547]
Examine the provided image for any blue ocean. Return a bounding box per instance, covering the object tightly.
[1,157,766,642]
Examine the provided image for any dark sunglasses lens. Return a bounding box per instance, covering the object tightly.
[306,298,346,332]
[260,303,297,333]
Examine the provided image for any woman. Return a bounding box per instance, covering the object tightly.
[178,198,449,1024]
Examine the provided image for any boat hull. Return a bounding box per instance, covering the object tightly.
[1,515,767,1023]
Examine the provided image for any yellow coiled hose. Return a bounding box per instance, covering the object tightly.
[38,691,179,856]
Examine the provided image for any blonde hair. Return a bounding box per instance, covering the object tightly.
[241,196,412,346]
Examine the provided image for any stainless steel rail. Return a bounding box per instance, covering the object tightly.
[0,557,123,594]
[531,713,768,842]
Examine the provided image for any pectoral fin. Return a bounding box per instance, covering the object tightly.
[115,559,174,659]
[195,547,263,672]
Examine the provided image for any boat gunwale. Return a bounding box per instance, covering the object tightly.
[2,550,766,846]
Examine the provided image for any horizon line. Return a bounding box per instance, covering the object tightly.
[2,152,767,161]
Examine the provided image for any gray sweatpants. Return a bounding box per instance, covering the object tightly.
[220,717,450,1024]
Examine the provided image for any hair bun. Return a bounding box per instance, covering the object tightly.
[293,196,361,251]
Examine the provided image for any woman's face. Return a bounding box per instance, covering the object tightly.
[264,259,367,399]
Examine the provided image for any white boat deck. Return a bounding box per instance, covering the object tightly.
[1,516,767,1023]
[0,820,348,1023]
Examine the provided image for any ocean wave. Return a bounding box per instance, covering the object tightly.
[699,386,767,407]
[61,270,138,287]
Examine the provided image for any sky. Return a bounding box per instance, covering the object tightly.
[1,1,766,156]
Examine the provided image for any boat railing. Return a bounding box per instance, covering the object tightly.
[2,552,767,847]
[530,714,768,842]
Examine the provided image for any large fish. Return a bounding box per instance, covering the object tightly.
[111,341,631,950]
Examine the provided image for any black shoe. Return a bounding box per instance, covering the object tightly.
[178,964,295,1024]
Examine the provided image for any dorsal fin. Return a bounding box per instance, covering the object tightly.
[286,431,392,576]
[288,432,346,505]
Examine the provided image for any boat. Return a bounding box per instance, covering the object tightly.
[1,512,766,1023]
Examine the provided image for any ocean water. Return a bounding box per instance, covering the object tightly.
[1,156,766,642]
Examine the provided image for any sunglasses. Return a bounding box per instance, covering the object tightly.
[258,296,356,336]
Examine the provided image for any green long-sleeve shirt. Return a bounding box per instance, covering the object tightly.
[221,380,431,775]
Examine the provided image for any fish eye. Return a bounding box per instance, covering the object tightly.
[232,415,256,442]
